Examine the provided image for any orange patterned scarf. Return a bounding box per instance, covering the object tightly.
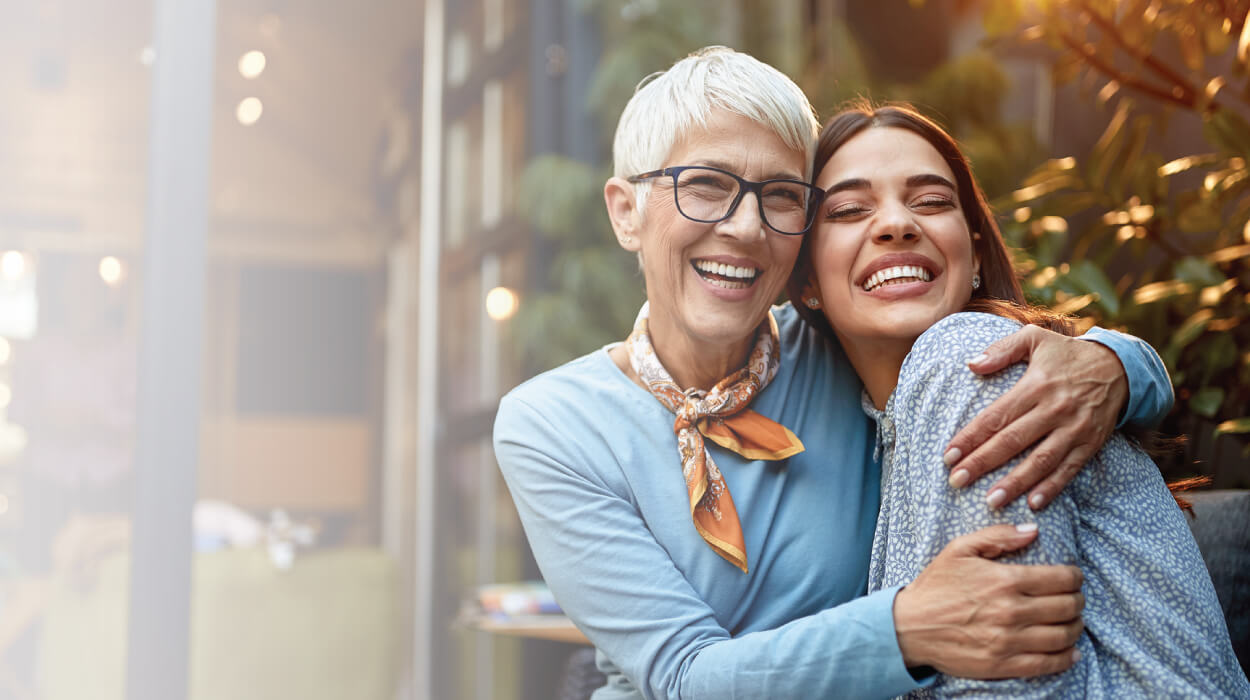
[626,302,804,573]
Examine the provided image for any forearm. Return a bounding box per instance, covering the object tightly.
[674,587,919,699]
[1080,327,1172,428]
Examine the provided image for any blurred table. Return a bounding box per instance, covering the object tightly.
[472,614,589,645]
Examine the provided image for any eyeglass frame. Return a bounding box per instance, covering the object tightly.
[626,165,825,236]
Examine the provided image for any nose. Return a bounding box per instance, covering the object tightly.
[715,191,765,241]
[872,201,921,245]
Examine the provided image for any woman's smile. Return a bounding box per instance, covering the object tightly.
[856,252,941,300]
[690,255,763,294]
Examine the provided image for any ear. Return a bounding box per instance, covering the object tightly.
[971,232,982,276]
[604,176,643,253]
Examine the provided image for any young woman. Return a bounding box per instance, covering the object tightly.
[789,103,1249,697]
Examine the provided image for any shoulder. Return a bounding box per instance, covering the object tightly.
[493,346,662,490]
[907,312,1022,365]
[894,313,1025,413]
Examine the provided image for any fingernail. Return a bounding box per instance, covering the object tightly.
[942,447,962,466]
[1028,493,1046,510]
[986,489,1007,509]
[966,353,989,366]
[948,469,970,488]
[1072,649,1082,663]
[1014,522,1038,533]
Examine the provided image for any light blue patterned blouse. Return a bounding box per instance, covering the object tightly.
[865,312,1249,699]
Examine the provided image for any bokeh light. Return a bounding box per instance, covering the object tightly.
[485,286,519,321]
[99,256,125,287]
[236,97,264,126]
[0,251,26,282]
[238,50,267,79]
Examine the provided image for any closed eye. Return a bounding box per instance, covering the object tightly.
[914,196,955,211]
[824,204,870,221]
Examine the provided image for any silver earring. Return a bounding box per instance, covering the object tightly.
[972,274,981,290]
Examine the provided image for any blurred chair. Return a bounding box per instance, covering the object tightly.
[1186,489,1250,676]
[35,547,399,700]
[558,648,605,700]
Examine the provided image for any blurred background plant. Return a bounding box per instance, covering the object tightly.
[990,0,1250,482]
[515,0,1249,485]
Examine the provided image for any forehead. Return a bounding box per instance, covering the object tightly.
[666,110,807,175]
[817,126,954,188]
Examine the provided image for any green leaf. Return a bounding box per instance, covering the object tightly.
[1203,109,1250,159]
[1177,192,1223,234]
[1063,259,1120,315]
[1171,308,1216,351]
[1088,102,1130,188]
[1173,256,1226,287]
[1202,332,1240,379]
[1208,244,1250,263]
[1215,417,1250,435]
[1189,387,1225,418]
[1109,116,1152,202]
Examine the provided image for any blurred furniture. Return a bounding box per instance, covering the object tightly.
[35,547,399,700]
[1186,489,1250,675]
[474,614,589,645]
[558,648,606,700]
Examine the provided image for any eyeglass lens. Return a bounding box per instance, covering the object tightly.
[673,167,814,233]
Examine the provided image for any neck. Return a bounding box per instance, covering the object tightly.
[642,313,761,392]
[837,334,912,410]
[654,331,754,392]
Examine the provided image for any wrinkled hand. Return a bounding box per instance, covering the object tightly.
[894,524,1085,679]
[943,325,1128,510]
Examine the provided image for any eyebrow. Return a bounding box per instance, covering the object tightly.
[824,173,957,196]
[693,159,804,182]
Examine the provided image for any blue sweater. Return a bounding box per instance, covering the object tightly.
[493,303,1172,700]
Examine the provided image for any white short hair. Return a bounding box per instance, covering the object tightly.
[612,46,820,213]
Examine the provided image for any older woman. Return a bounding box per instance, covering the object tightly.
[790,102,1247,697]
[494,47,1172,699]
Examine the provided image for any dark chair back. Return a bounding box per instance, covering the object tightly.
[1187,489,1250,676]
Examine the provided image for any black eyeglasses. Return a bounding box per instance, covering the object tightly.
[628,165,825,236]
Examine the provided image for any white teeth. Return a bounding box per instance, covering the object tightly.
[863,265,933,291]
[693,260,759,281]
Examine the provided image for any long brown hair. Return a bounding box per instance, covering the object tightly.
[790,101,1202,511]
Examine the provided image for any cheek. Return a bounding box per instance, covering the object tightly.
[773,236,803,273]
[809,231,855,292]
